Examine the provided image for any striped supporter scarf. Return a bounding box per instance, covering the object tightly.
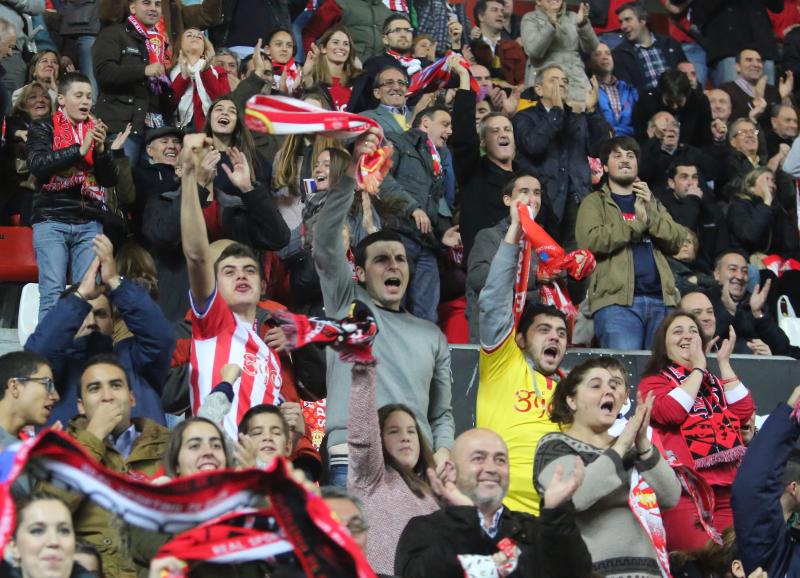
[405,51,480,98]
[245,95,392,193]
[0,430,375,578]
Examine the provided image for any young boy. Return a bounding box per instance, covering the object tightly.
[27,72,118,320]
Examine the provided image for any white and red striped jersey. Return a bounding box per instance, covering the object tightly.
[189,289,283,439]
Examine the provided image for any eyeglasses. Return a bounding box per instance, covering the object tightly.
[345,517,369,535]
[377,79,409,88]
[386,27,414,34]
[14,376,57,395]
[734,128,759,137]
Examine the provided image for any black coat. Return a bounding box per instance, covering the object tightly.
[691,0,782,65]
[141,182,289,321]
[512,102,610,222]
[395,504,593,578]
[93,20,174,135]
[611,35,686,93]
[27,118,118,224]
[631,89,713,148]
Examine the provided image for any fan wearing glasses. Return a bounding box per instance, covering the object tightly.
[0,351,57,448]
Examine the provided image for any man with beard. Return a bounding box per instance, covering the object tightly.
[475,194,569,515]
[576,136,686,349]
[25,234,175,427]
[395,428,592,578]
[708,251,800,358]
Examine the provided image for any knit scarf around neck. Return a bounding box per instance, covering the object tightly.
[170,58,215,129]
[273,58,300,94]
[128,14,170,94]
[662,364,746,470]
[42,109,104,204]
[386,49,421,75]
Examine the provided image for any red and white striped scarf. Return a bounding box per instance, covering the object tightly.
[405,50,480,98]
[273,58,300,94]
[127,14,171,94]
[245,94,392,193]
[386,48,421,75]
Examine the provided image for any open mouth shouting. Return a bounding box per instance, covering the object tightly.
[235,281,253,294]
[214,115,233,131]
[599,397,616,418]
[540,343,561,365]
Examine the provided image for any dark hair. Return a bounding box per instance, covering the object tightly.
[79,354,130,398]
[781,449,800,486]
[736,47,762,63]
[377,404,436,498]
[238,403,290,439]
[657,69,691,102]
[501,170,541,198]
[615,1,647,20]
[382,13,412,33]
[75,539,104,576]
[14,492,72,536]
[714,249,749,271]
[164,417,232,477]
[411,104,450,129]
[474,0,504,25]
[57,71,92,96]
[667,160,699,180]
[373,64,408,90]
[353,229,405,269]
[28,49,60,83]
[203,95,259,182]
[267,26,294,48]
[642,311,708,376]
[0,351,49,401]
[670,527,741,577]
[213,242,262,279]
[600,135,641,166]
[518,303,568,339]
[549,356,626,426]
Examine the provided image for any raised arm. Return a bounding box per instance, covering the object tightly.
[347,361,385,489]
[179,134,218,307]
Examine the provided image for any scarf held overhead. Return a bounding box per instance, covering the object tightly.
[405,51,480,97]
[0,430,376,578]
[245,95,392,193]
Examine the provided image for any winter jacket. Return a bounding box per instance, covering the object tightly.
[575,184,686,314]
[728,195,778,256]
[707,285,800,358]
[45,416,168,578]
[93,20,175,135]
[691,0,782,65]
[303,0,394,61]
[141,180,289,322]
[59,0,100,35]
[26,117,118,224]
[97,0,221,44]
[0,0,44,51]
[395,504,593,578]
[513,101,610,222]
[597,77,638,137]
[520,6,598,102]
[732,402,800,578]
[632,88,713,148]
[25,279,176,426]
[611,35,686,93]
[215,0,292,48]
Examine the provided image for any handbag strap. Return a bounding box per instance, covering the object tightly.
[778,295,797,319]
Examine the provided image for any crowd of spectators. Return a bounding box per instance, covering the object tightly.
[2,0,800,576]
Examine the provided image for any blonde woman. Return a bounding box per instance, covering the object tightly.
[170,27,231,131]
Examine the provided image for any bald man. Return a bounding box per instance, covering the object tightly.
[680,291,717,342]
[395,428,592,578]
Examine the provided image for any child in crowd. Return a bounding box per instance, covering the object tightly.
[26,72,117,320]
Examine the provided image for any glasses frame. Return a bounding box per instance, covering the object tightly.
[14,376,57,395]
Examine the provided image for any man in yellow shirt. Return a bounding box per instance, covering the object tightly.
[476,185,568,516]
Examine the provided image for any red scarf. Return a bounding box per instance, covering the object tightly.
[512,203,595,327]
[245,94,392,193]
[386,49,421,75]
[273,58,300,94]
[42,109,104,204]
[405,51,480,98]
[128,14,170,94]
[426,137,442,177]
[662,364,746,469]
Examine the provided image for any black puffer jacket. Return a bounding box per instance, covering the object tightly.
[93,20,174,135]
[27,118,118,224]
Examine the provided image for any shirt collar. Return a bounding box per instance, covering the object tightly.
[380,103,408,116]
[110,423,139,459]
[478,506,504,539]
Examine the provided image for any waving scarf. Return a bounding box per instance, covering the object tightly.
[170,58,215,129]
[273,58,301,94]
[386,49,421,76]
[512,203,595,326]
[42,109,104,204]
[128,14,171,95]
[245,94,392,193]
[0,430,375,578]
[405,51,480,98]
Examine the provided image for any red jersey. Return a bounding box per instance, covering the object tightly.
[190,289,283,438]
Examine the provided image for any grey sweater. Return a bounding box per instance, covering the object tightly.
[312,175,454,451]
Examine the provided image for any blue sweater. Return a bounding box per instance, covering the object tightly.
[732,402,800,577]
[598,79,638,137]
[25,280,175,426]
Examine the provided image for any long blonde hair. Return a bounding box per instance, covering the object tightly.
[312,26,361,87]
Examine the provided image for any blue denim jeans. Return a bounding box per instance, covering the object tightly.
[33,219,103,320]
[682,42,708,89]
[711,57,775,87]
[329,463,348,488]
[400,234,441,323]
[593,295,670,350]
[73,35,98,102]
[292,11,313,64]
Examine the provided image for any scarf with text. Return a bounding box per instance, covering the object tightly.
[512,203,595,326]
[629,468,672,578]
[269,300,378,363]
[662,364,746,469]
[245,94,392,193]
[386,49,421,76]
[273,58,301,94]
[405,51,480,98]
[128,14,171,94]
[42,108,104,204]
[0,430,375,578]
